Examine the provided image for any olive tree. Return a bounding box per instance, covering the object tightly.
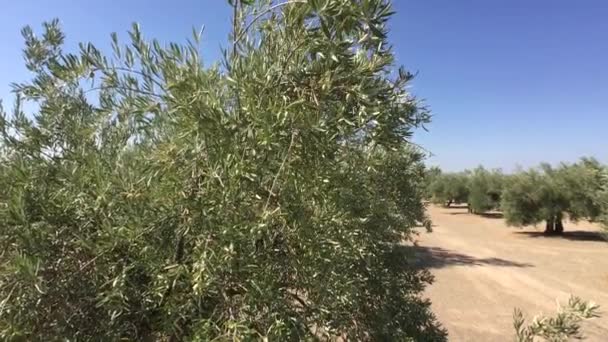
[0,1,445,340]
[502,159,603,235]
[467,166,504,214]
[595,165,608,233]
[429,172,469,207]
[558,158,604,223]
[423,165,442,199]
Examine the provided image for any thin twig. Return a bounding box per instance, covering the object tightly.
[89,66,166,92]
[113,67,167,92]
[231,0,243,118]
[260,37,308,96]
[78,226,153,273]
[234,0,308,45]
[288,291,309,309]
[405,140,435,157]
[84,85,164,99]
[263,130,297,213]
[0,284,17,316]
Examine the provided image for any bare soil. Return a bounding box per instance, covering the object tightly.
[417,205,608,341]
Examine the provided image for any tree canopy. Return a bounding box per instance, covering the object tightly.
[0,1,446,340]
[501,159,604,234]
[429,159,607,234]
[428,172,469,207]
[467,166,504,214]
[595,167,608,233]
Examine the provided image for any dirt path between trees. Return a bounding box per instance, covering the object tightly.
[417,205,608,341]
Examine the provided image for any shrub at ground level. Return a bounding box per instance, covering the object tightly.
[513,296,600,342]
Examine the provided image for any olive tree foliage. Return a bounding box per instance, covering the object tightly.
[428,172,469,207]
[501,159,603,235]
[560,158,605,220]
[599,167,608,232]
[513,296,600,342]
[422,165,441,199]
[0,1,446,340]
[467,166,504,214]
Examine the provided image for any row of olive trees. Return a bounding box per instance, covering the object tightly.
[426,166,504,213]
[0,1,447,340]
[428,158,607,235]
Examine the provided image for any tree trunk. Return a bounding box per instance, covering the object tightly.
[544,218,555,234]
[446,200,452,207]
[545,215,565,235]
[554,218,564,234]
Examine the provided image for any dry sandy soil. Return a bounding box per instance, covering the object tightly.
[416,205,608,341]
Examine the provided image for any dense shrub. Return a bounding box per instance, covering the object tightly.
[0,1,446,340]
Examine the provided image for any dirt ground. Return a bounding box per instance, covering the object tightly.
[416,205,608,341]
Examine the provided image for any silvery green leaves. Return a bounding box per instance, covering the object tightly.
[467,167,505,214]
[501,159,604,234]
[514,296,600,342]
[229,0,255,5]
[0,1,444,340]
[597,169,608,233]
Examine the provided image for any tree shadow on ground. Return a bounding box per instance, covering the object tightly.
[447,212,504,219]
[412,246,533,269]
[514,231,608,242]
[478,212,503,219]
[442,204,468,209]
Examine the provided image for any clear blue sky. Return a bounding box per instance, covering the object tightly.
[2,1,607,171]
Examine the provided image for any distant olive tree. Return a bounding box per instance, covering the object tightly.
[598,167,608,233]
[467,166,504,214]
[423,165,442,199]
[429,172,469,207]
[502,159,603,234]
[0,1,446,340]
